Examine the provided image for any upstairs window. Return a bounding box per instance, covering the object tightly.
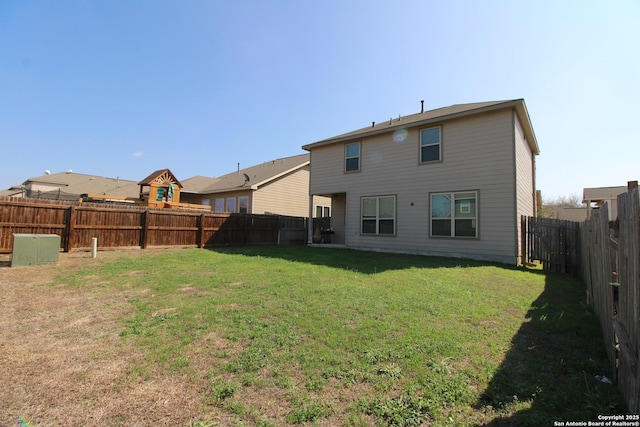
[361,195,396,235]
[431,191,478,238]
[345,142,361,172]
[420,127,441,163]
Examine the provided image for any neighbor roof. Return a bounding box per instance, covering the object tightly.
[23,171,140,198]
[199,153,310,193]
[0,185,25,197]
[180,175,220,193]
[583,186,627,203]
[137,169,183,188]
[302,99,539,154]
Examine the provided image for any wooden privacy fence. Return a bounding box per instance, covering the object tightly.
[580,186,640,413]
[520,216,581,274]
[0,197,308,253]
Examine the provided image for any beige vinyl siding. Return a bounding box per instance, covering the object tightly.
[309,109,521,263]
[253,166,330,217]
[514,113,535,259]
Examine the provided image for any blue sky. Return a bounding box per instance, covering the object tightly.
[1,1,638,200]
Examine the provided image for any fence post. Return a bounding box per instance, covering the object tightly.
[198,213,205,248]
[276,215,280,245]
[560,225,567,274]
[65,205,77,252]
[520,216,527,265]
[141,209,150,249]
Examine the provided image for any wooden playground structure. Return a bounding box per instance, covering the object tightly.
[81,169,210,211]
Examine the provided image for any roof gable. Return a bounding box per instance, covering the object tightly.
[137,169,183,188]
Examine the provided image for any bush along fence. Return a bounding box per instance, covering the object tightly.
[580,185,640,413]
[0,196,308,253]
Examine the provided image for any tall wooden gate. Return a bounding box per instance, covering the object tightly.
[521,216,581,274]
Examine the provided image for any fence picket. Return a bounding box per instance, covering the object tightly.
[521,216,580,274]
[579,187,640,413]
[0,196,309,253]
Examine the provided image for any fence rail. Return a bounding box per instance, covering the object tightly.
[0,196,308,253]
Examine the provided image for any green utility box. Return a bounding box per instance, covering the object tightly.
[11,234,61,267]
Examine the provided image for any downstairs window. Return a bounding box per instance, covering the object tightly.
[430,191,477,237]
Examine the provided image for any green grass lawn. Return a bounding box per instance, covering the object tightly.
[62,246,623,426]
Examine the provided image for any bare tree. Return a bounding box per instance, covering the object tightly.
[538,192,584,218]
[543,193,583,208]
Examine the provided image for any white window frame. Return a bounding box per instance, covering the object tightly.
[430,191,478,238]
[345,142,361,173]
[420,126,442,163]
[361,195,396,235]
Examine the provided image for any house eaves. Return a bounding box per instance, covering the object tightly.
[582,186,627,203]
[302,99,539,155]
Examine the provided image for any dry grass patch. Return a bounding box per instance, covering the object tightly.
[0,246,624,426]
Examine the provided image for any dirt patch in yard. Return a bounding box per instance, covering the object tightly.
[0,249,229,426]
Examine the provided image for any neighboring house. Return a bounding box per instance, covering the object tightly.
[302,99,540,265]
[180,153,331,218]
[583,186,628,220]
[0,185,26,197]
[10,171,139,201]
[543,206,588,222]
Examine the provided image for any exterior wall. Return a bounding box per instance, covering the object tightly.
[181,190,252,212]
[253,166,330,217]
[309,109,527,264]
[514,112,536,261]
[181,166,330,218]
[329,193,346,244]
[208,190,253,213]
[27,183,62,192]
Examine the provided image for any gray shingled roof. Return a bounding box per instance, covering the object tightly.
[23,172,140,198]
[180,175,220,193]
[303,99,539,154]
[199,153,310,194]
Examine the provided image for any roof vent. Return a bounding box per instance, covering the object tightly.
[421,100,424,113]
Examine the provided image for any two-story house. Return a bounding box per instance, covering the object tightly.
[302,99,539,265]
